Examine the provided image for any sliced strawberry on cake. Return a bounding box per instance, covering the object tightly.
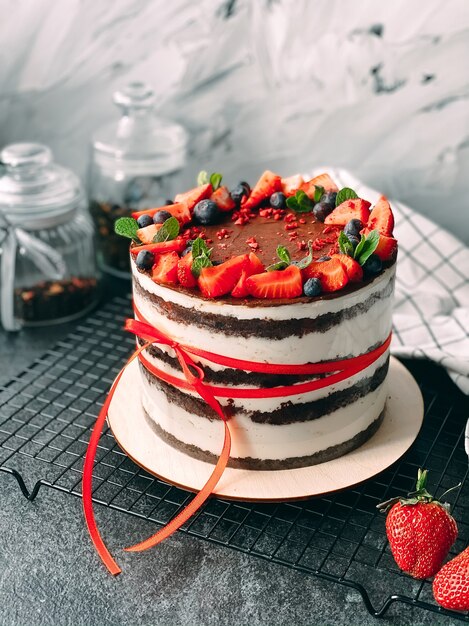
[130,238,187,256]
[324,199,371,226]
[132,202,191,225]
[151,251,179,284]
[242,170,282,210]
[301,173,339,198]
[308,173,339,192]
[174,183,213,210]
[332,254,363,282]
[198,255,248,298]
[374,234,398,261]
[281,174,304,196]
[245,265,303,299]
[303,257,349,292]
[231,253,265,298]
[367,196,394,235]
[136,223,163,244]
[210,186,236,212]
[177,252,197,288]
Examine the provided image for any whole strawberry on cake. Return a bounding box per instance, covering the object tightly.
[115,170,398,470]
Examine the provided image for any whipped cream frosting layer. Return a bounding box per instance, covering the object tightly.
[139,347,389,415]
[132,262,395,364]
[141,379,388,462]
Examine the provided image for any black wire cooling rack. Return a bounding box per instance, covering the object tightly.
[1,295,468,621]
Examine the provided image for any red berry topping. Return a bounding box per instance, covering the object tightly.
[324,198,371,226]
[174,183,213,210]
[367,195,394,235]
[210,186,236,212]
[242,170,282,210]
[132,203,191,225]
[308,172,339,192]
[177,251,197,288]
[130,238,187,256]
[150,251,179,285]
[136,223,162,244]
[374,234,398,261]
[302,257,349,292]
[333,254,363,282]
[231,253,265,298]
[245,265,303,299]
[281,174,304,196]
[198,255,248,298]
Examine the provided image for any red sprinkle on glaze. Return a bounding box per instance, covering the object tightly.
[296,240,307,251]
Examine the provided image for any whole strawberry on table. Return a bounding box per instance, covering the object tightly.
[433,545,469,611]
[377,469,458,580]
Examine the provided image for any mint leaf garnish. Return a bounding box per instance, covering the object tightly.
[192,237,211,259]
[313,185,324,204]
[267,244,293,271]
[267,261,289,272]
[192,254,213,277]
[354,230,380,265]
[197,170,209,186]
[338,231,354,257]
[293,242,314,270]
[276,245,291,265]
[114,217,141,243]
[191,237,213,277]
[335,187,359,206]
[152,216,180,243]
[197,171,223,189]
[210,173,223,190]
[286,190,314,213]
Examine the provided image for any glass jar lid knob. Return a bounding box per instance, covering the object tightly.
[1,143,52,177]
[113,82,156,113]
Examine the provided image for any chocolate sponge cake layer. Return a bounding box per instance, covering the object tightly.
[133,274,394,339]
[143,406,386,471]
[138,356,389,425]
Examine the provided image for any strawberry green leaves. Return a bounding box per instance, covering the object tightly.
[152,216,180,243]
[339,229,380,266]
[114,217,141,243]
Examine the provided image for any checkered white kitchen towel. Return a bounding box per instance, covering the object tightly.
[322,168,469,394]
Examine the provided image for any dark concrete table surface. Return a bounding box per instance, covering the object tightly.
[0,284,460,626]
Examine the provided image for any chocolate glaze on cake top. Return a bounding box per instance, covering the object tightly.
[198,212,336,265]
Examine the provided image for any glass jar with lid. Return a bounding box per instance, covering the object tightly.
[89,81,187,277]
[0,142,98,331]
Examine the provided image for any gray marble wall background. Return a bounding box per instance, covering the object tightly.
[1,0,468,241]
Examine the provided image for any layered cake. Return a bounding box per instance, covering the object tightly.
[116,170,398,470]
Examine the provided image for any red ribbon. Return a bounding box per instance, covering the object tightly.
[83,305,391,575]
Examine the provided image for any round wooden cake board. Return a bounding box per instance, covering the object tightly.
[107,357,424,502]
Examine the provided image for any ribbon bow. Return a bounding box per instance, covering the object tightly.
[0,213,66,331]
[83,309,391,575]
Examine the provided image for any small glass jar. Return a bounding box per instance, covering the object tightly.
[0,143,98,331]
[88,81,187,277]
